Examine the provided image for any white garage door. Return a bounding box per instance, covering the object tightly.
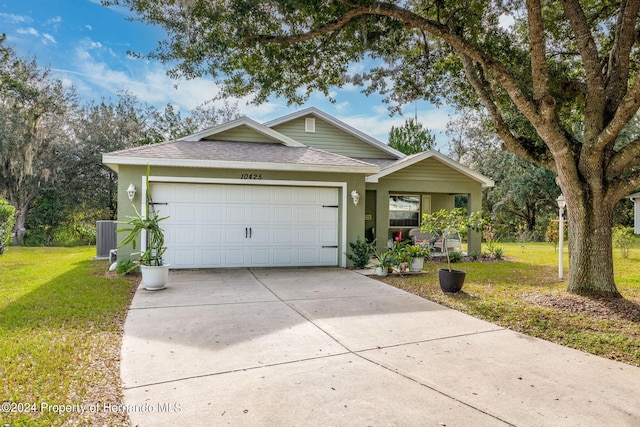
[149,183,340,268]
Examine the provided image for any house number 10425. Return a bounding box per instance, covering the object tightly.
[241,173,263,180]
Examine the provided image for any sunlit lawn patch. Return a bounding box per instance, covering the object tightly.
[0,247,138,426]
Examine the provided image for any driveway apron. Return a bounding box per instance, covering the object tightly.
[121,268,640,426]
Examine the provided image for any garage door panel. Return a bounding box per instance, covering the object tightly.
[318,209,338,224]
[202,228,223,244]
[248,226,270,244]
[298,229,316,244]
[250,249,271,265]
[225,206,246,223]
[224,249,245,265]
[151,183,173,200]
[201,249,222,266]
[273,206,293,223]
[173,184,196,201]
[272,249,292,265]
[319,247,338,264]
[272,227,294,244]
[154,183,339,268]
[202,206,224,222]
[201,185,225,201]
[317,187,339,204]
[249,206,271,223]
[173,206,196,222]
[173,227,197,245]
[317,228,338,244]
[173,250,196,267]
[225,227,247,244]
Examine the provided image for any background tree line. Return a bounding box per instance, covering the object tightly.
[0,36,239,247]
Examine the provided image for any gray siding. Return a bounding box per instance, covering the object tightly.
[272,116,396,159]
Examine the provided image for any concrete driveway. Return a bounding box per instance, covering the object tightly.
[121,268,640,426]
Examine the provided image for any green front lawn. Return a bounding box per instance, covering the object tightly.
[1,242,638,426]
[0,247,138,426]
[377,241,640,367]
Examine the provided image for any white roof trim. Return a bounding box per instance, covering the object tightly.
[629,192,640,200]
[365,150,495,187]
[264,107,405,159]
[102,155,379,174]
[177,116,306,147]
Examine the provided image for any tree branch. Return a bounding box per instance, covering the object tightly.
[460,54,553,170]
[607,166,640,203]
[560,0,606,140]
[526,0,549,102]
[256,7,370,44]
[596,75,640,152]
[607,137,640,179]
[605,0,640,116]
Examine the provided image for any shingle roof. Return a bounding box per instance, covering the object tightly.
[103,140,379,172]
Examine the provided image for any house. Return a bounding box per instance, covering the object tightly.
[103,107,494,269]
[630,192,640,234]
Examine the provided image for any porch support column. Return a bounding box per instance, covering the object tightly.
[467,190,483,255]
[375,188,390,253]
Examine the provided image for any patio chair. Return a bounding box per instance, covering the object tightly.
[408,228,432,247]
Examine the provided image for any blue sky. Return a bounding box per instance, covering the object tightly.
[1,0,455,148]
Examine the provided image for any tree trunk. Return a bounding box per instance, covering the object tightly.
[566,193,620,297]
[8,192,34,246]
[12,204,28,246]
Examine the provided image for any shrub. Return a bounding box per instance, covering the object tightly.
[449,250,463,263]
[116,259,138,275]
[347,236,375,268]
[0,199,16,255]
[493,247,505,260]
[613,225,634,259]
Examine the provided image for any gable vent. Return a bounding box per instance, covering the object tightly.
[305,117,316,133]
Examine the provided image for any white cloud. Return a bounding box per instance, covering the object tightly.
[42,33,56,44]
[0,13,31,24]
[17,27,40,37]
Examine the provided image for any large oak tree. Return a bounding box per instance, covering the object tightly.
[106,0,640,297]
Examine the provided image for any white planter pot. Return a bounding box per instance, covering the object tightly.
[140,264,170,291]
[410,257,424,272]
[375,266,389,277]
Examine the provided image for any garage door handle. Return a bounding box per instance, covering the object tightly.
[322,245,338,248]
[249,227,252,238]
[245,227,248,238]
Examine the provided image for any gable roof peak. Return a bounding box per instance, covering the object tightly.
[177,116,306,147]
[366,149,495,188]
[264,107,405,159]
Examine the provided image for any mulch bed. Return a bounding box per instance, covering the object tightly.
[522,292,640,323]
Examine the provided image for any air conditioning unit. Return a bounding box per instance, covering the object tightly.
[96,220,117,259]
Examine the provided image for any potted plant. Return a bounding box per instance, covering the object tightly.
[117,165,170,290]
[372,249,395,277]
[405,244,430,272]
[421,208,483,292]
[393,242,411,273]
